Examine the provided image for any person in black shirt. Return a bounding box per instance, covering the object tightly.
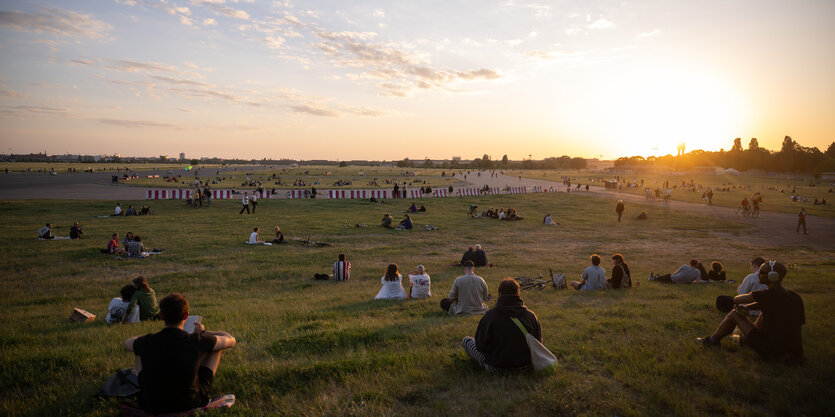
[473,244,489,267]
[462,278,541,374]
[272,226,285,244]
[615,200,625,222]
[608,253,631,288]
[125,293,236,414]
[459,246,476,266]
[69,222,83,239]
[697,261,805,364]
[707,261,726,281]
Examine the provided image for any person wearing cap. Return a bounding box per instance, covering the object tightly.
[697,261,805,364]
[440,260,489,315]
[461,278,542,374]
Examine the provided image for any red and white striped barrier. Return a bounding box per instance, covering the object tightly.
[408,189,425,199]
[488,187,501,195]
[457,188,480,197]
[507,186,527,194]
[169,189,191,199]
[252,190,271,199]
[532,186,543,193]
[212,189,232,199]
[328,189,391,199]
[146,189,168,199]
[433,189,448,198]
[287,190,308,199]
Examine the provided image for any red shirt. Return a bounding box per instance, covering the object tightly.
[107,238,119,252]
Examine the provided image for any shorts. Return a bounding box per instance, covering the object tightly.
[196,366,214,406]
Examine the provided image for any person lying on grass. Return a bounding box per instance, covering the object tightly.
[125,293,236,414]
[462,278,541,374]
[649,259,701,283]
[571,254,606,290]
[697,261,805,365]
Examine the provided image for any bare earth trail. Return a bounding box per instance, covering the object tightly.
[1,168,832,250]
[455,172,835,251]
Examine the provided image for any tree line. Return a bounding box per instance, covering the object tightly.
[397,154,587,170]
[614,137,835,174]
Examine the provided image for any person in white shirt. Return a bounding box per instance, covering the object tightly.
[249,192,258,213]
[106,285,141,324]
[737,257,768,295]
[408,265,432,299]
[333,254,351,281]
[239,193,250,214]
[114,203,122,216]
[375,264,407,300]
[543,212,559,225]
[248,227,263,244]
[571,254,607,290]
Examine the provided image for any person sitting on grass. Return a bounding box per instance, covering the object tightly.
[125,236,148,258]
[418,204,427,212]
[635,211,648,220]
[408,265,432,299]
[397,214,413,230]
[248,227,263,244]
[107,233,126,255]
[38,223,54,239]
[695,261,710,283]
[408,203,417,212]
[140,205,151,216]
[649,259,701,283]
[462,278,542,374]
[459,246,476,266]
[381,214,394,229]
[125,276,160,321]
[114,203,123,216]
[375,263,407,300]
[126,205,137,216]
[333,254,351,282]
[125,292,237,414]
[697,261,805,365]
[716,257,769,316]
[708,261,727,282]
[543,212,559,225]
[107,284,140,324]
[69,222,83,239]
[571,254,606,290]
[473,244,489,267]
[124,231,135,245]
[272,226,285,244]
[608,253,631,289]
[441,261,489,315]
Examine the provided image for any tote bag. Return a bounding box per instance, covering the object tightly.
[510,317,557,373]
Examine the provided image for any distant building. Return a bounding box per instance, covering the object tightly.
[179,152,185,161]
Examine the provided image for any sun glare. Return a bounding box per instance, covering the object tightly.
[597,67,750,157]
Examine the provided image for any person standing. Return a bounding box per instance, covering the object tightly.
[249,192,258,213]
[615,200,625,222]
[796,208,807,234]
[707,188,714,206]
[239,192,250,214]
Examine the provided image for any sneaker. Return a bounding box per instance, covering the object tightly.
[696,336,719,347]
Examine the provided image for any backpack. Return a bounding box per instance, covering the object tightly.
[620,265,632,288]
[550,268,566,289]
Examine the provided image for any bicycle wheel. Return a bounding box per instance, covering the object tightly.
[752,209,759,218]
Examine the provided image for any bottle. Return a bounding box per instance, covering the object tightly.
[635,278,640,287]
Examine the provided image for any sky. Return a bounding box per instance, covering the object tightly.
[1,0,833,161]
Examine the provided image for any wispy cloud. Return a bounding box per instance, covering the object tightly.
[588,18,615,29]
[0,90,28,98]
[0,7,111,39]
[639,29,660,38]
[287,104,339,117]
[98,118,180,128]
[0,104,71,117]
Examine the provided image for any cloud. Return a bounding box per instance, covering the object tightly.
[565,27,582,36]
[639,29,660,38]
[264,36,285,48]
[0,7,112,39]
[150,75,208,86]
[314,31,501,97]
[98,118,180,128]
[107,59,181,74]
[0,90,28,98]
[0,104,70,117]
[588,18,615,29]
[203,18,217,26]
[525,48,589,61]
[372,9,385,18]
[287,104,339,117]
[69,58,96,66]
[195,2,250,20]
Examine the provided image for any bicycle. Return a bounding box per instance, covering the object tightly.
[751,205,760,218]
[735,205,751,217]
[514,274,548,291]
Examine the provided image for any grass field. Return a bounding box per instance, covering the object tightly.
[125,166,460,191]
[521,170,835,218]
[1,191,833,416]
[0,162,228,173]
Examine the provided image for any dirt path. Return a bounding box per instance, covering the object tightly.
[455,172,835,251]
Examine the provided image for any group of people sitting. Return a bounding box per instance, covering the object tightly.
[106,276,161,324]
[568,254,632,290]
[114,203,151,216]
[373,264,433,300]
[458,244,490,267]
[475,206,523,220]
[381,214,413,230]
[247,226,285,244]
[407,203,427,212]
[104,231,152,257]
[37,222,83,239]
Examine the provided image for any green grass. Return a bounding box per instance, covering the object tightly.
[520,169,835,217]
[0,191,833,416]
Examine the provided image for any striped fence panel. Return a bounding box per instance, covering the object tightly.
[433,189,448,198]
[408,189,423,199]
[532,186,543,193]
[287,190,308,199]
[488,187,501,195]
[507,186,527,194]
[211,189,232,199]
[252,190,271,199]
[456,188,480,197]
[146,189,168,199]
